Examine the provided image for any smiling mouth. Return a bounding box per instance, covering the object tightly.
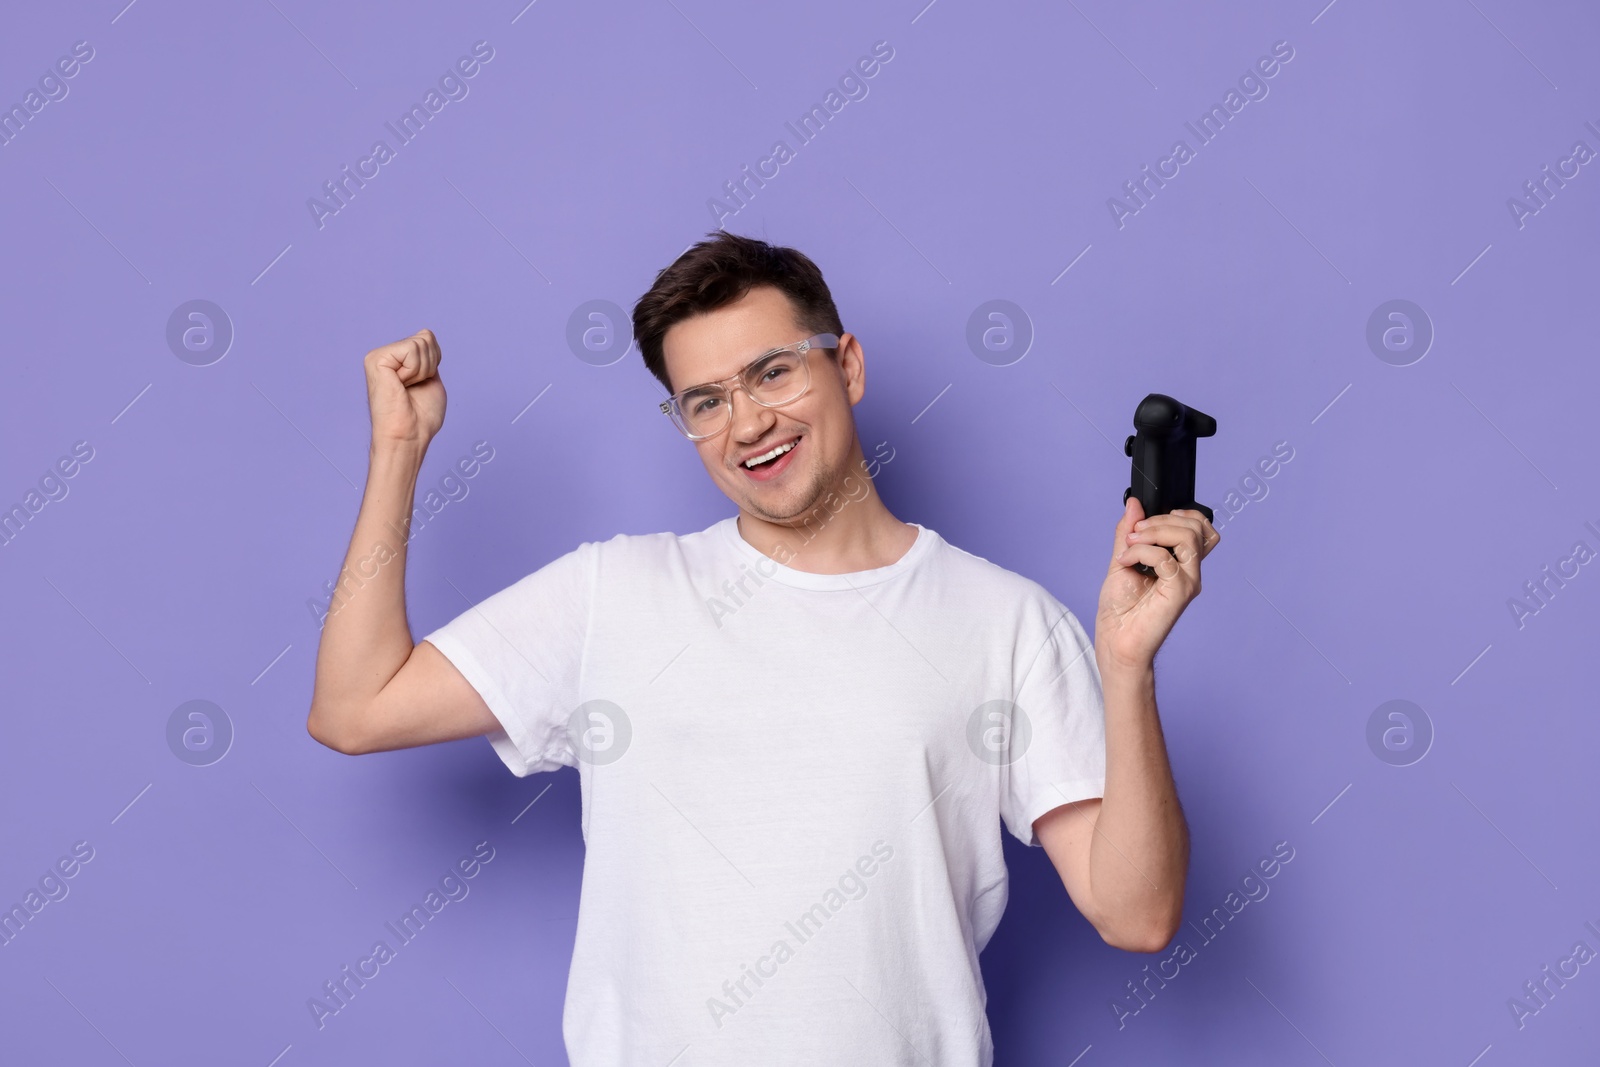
[742,436,799,471]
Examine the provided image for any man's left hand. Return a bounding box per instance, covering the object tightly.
[1095,496,1220,672]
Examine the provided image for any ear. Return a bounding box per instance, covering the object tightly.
[836,333,866,405]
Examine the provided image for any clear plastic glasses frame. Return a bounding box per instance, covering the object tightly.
[658,333,839,440]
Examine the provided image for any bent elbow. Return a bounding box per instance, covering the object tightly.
[1102,926,1173,954]
[1098,910,1183,954]
[306,704,367,755]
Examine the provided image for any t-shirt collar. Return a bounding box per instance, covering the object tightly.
[717,513,934,590]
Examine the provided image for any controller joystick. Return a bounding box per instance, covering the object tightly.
[1122,393,1217,578]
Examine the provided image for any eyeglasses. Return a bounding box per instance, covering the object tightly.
[659,333,839,440]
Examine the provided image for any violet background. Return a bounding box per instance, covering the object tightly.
[2,0,1597,1063]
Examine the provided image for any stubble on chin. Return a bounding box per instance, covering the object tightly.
[740,449,831,525]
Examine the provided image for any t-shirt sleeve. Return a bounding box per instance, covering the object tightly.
[999,597,1108,847]
[420,539,596,777]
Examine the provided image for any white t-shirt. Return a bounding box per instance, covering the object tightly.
[422,514,1107,1066]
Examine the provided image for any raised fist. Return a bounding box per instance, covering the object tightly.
[364,328,446,448]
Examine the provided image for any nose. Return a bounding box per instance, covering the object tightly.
[726,383,776,443]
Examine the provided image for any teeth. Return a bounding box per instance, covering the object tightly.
[744,439,797,468]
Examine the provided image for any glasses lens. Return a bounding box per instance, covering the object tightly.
[745,348,808,405]
[676,386,729,438]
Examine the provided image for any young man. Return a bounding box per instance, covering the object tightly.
[307,231,1218,1065]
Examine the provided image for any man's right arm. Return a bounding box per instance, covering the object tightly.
[305,329,500,755]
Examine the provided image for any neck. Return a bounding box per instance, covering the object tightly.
[734,439,916,574]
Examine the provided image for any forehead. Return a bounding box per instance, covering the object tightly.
[661,285,805,391]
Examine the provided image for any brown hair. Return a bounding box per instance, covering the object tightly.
[632,230,845,394]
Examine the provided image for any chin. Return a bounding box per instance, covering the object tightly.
[742,476,825,523]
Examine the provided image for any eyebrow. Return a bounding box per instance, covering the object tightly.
[677,343,791,395]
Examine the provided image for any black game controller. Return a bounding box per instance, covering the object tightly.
[1123,394,1217,578]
